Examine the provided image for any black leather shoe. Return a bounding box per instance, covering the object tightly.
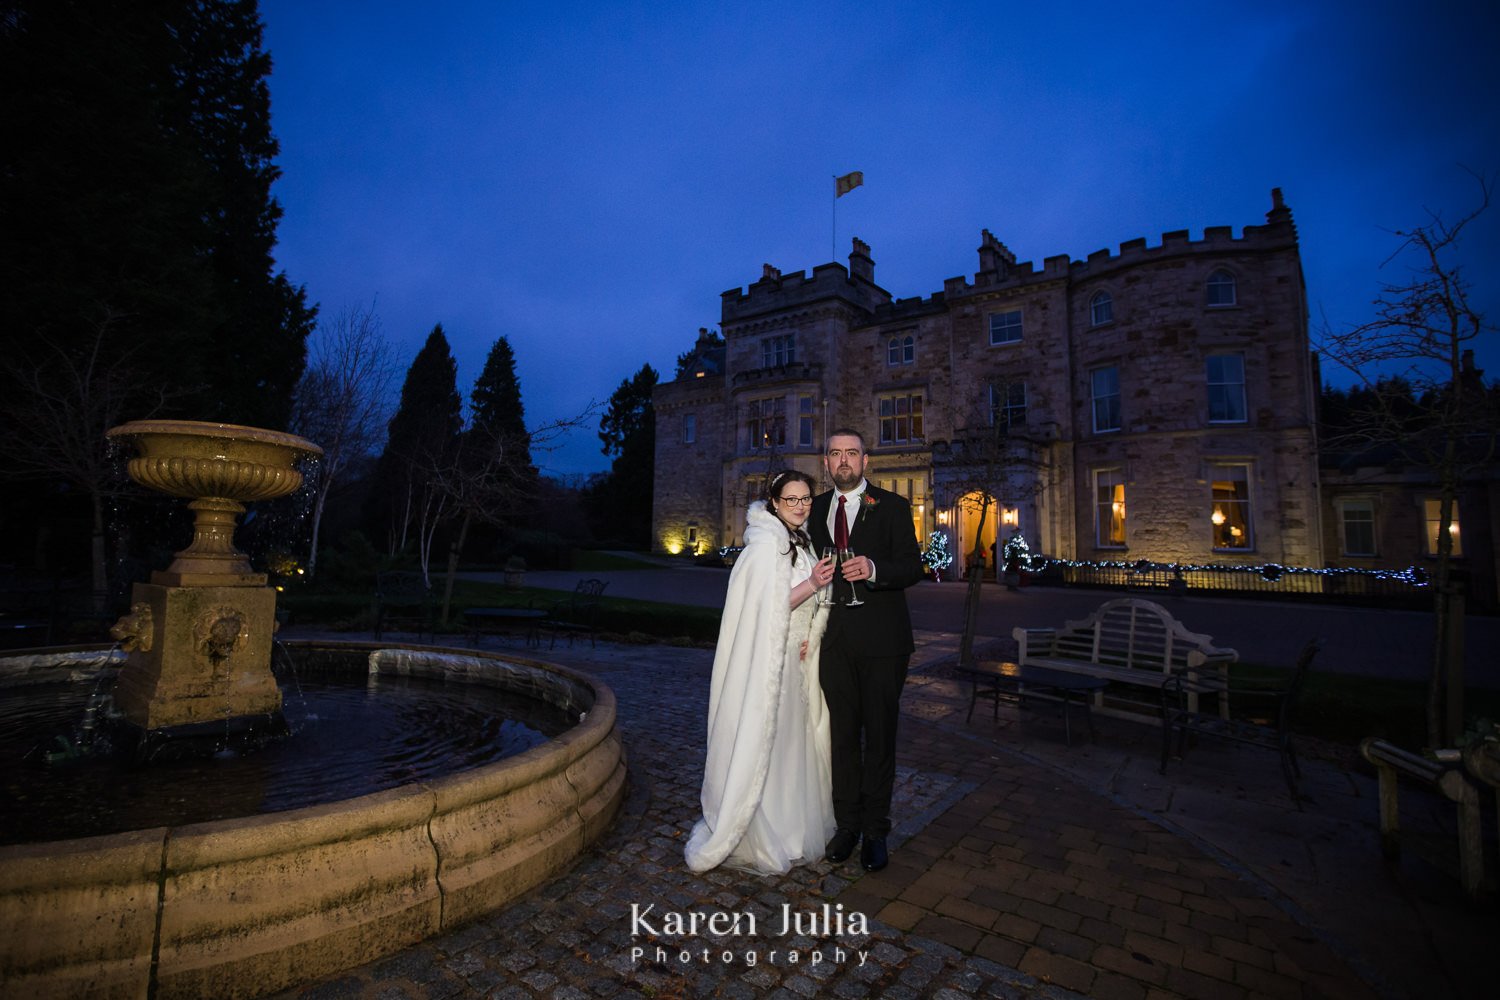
[860,836,889,872]
[824,829,859,863]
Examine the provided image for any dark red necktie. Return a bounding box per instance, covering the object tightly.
[836,494,849,550]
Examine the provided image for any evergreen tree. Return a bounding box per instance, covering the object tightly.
[585,364,658,547]
[431,337,540,622]
[369,325,462,574]
[0,0,313,585]
[471,338,533,459]
[0,0,313,428]
[168,0,316,427]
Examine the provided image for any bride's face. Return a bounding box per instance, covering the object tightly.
[773,485,813,530]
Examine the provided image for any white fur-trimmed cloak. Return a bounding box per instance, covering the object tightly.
[684,502,831,873]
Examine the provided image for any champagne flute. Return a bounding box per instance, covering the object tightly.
[838,547,864,606]
[818,547,838,606]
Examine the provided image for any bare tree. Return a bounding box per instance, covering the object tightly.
[0,312,171,604]
[290,302,397,580]
[1319,171,1499,746]
[433,409,595,624]
[933,394,1055,669]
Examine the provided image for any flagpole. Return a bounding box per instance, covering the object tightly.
[834,175,846,262]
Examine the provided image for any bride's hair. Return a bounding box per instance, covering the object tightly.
[766,469,816,564]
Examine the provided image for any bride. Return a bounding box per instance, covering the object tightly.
[684,470,837,874]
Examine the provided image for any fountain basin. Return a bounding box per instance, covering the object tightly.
[0,640,626,1000]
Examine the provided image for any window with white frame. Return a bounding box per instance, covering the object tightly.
[989,381,1027,430]
[1338,499,1376,556]
[761,334,795,367]
[878,392,924,444]
[1207,353,1247,423]
[1090,291,1114,326]
[1209,464,1253,550]
[746,396,785,451]
[887,334,915,366]
[1423,498,1463,557]
[682,413,696,444]
[1091,366,1121,433]
[797,394,815,447]
[988,310,1023,346]
[1207,269,1237,307]
[1094,469,1127,548]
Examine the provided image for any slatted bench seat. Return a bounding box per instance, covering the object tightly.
[1013,598,1237,720]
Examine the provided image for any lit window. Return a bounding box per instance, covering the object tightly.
[878,393,924,444]
[1207,353,1247,423]
[1095,469,1126,548]
[798,394,814,447]
[682,413,696,444]
[887,334,915,366]
[1423,498,1462,557]
[761,334,795,367]
[1207,269,1237,307]
[746,396,785,451]
[1339,500,1375,556]
[989,310,1022,346]
[1091,366,1121,433]
[989,381,1027,430]
[1090,292,1114,326]
[1210,464,1253,550]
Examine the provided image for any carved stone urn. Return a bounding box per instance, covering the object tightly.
[106,420,322,746]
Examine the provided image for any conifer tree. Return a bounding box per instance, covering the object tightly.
[585,365,658,547]
[0,0,313,587]
[370,326,462,581]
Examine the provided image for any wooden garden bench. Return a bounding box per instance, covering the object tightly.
[1012,598,1237,719]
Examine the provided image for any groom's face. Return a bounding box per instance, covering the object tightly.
[824,434,867,491]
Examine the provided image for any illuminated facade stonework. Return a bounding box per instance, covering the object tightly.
[652,191,1324,574]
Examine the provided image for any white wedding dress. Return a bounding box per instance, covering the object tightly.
[684,502,835,874]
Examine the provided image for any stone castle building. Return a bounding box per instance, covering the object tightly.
[653,190,1324,576]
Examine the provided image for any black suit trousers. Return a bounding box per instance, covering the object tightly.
[818,614,909,838]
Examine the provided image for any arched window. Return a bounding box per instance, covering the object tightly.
[1090,291,1114,326]
[887,334,915,366]
[1207,269,1237,307]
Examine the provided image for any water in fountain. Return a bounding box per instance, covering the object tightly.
[0,644,575,846]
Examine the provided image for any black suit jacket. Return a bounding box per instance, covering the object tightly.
[810,484,924,657]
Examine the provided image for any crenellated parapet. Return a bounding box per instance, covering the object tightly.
[942,189,1298,298]
[721,239,892,324]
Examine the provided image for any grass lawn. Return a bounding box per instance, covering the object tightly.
[281,577,722,642]
[569,550,663,571]
[1233,662,1500,750]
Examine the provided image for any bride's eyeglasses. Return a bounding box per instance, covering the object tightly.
[777,495,813,507]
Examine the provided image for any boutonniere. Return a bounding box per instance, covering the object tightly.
[857,493,879,520]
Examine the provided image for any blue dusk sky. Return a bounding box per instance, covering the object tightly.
[261,0,1500,477]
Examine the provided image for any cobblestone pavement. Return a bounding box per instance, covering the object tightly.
[272,630,1493,1000]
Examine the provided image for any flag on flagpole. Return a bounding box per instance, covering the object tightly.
[835,171,864,198]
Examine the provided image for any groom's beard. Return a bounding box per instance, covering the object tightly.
[830,466,861,491]
[828,467,864,491]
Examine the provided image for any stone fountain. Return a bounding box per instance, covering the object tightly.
[104,419,322,752]
[0,419,627,999]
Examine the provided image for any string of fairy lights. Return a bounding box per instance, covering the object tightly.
[1016,556,1431,587]
[717,541,1431,588]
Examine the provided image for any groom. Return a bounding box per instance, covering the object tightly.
[810,428,923,872]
